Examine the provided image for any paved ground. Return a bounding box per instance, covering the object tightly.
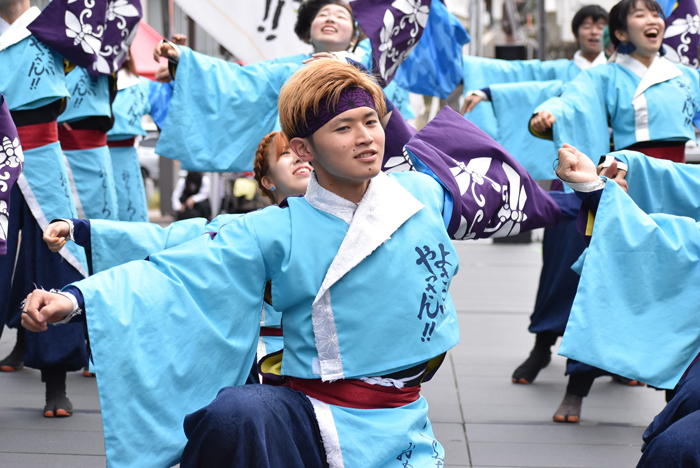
[0,239,666,467]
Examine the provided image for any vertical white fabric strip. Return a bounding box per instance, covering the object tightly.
[313,289,344,381]
[256,336,267,365]
[16,175,88,277]
[633,93,651,142]
[308,397,345,468]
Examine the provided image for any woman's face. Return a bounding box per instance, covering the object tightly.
[263,139,313,201]
[617,2,665,57]
[309,4,354,53]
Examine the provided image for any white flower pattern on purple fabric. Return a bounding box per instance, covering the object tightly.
[0,136,23,194]
[664,13,700,68]
[65,8,104,57]
[377,0,430,81]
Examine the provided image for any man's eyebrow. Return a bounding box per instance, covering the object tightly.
[334,111,378,124]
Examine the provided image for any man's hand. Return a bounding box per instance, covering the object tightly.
[153,41,179,62]
[530,111,556,133]
[598,160,629,193]
[556,144,598,183]
[185,196,195,209]
[171,34,187,46]
[22,290,74,332]
[43,221,70,252]
[155,63,172,83]
[461,94,484,114]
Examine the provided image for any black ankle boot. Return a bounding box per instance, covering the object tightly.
[512,333,557,384]
[43,369,73,418]
[0,328,25,372]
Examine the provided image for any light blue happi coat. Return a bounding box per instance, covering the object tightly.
[71,171,460,468]
[490,80,565,180]
[155,47,299,172]
[560,151,700,389]
[59,66,111,123]
[535,55,700,160]
[0,30,88,275]
[462,56,574,139]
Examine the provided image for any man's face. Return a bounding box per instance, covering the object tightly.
[576,17,607,55]
[300,106,384,185]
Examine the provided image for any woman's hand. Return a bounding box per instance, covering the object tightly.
[556,144,598,183]
[43,221,70,252]
[530,111,556,133]
[302,52,343,64]
[460,94,484,114]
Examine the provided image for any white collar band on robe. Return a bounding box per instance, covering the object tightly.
[0,7,40,53]
[0,16,9,36]
[304,171,425,381]
[116,69,142,91]
[573,50,607,71]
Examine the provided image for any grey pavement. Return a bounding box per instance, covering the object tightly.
[0,240,666,467]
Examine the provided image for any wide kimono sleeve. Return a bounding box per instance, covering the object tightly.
[88,214,241,272]
[533,67,610,160]
[72,214,269,468]
[559,180,700,390]
[461,56,571,139]
[490,80,565,180]
[404,106,563,239]
[154,47,300,172]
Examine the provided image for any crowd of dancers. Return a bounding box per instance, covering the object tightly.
[2,0,700,466]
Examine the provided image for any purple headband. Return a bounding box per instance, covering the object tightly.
[297,87,377,139]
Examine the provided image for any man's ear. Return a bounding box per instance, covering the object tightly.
[290,137,315,163]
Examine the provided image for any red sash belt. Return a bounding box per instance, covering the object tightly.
[16,121,58,151]
[629,144,686,163]
[107,137,136,148]
[284,376,421,409]
[260,326,283,337]
[58,127,108,150]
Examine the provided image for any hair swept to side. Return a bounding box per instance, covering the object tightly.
[278,59,387,141]
[253,131,290,203]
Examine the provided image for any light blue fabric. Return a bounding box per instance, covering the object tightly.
[462,56,574,139]
[155,47,299,172]
[0,36,68,111]
[490,80,565,180]
[660,0,678,16]
[107,78,151,140]
[355,39,415,119]
[108,146,148,223]
[394,0,470,99]
[63,146,118,220]
[59,66,111,123]
[76,215,265,468]
[262,335,283,354]
[147,79,173,129]
[89,214,241,273]
[71,171,458,466]
[536,61,700,158]
[560,176,700,389]
[330,395,444,467]
[23,142,88,273]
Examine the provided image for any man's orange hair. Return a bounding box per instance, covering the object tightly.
[278,60,387,141]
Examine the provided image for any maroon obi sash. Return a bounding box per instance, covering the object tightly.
[627,143,686,163]
[260,326,283,337]
[284,376,421,409]
[58,127,108,150]
[107,137,136,148]
[16,121,58,151]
